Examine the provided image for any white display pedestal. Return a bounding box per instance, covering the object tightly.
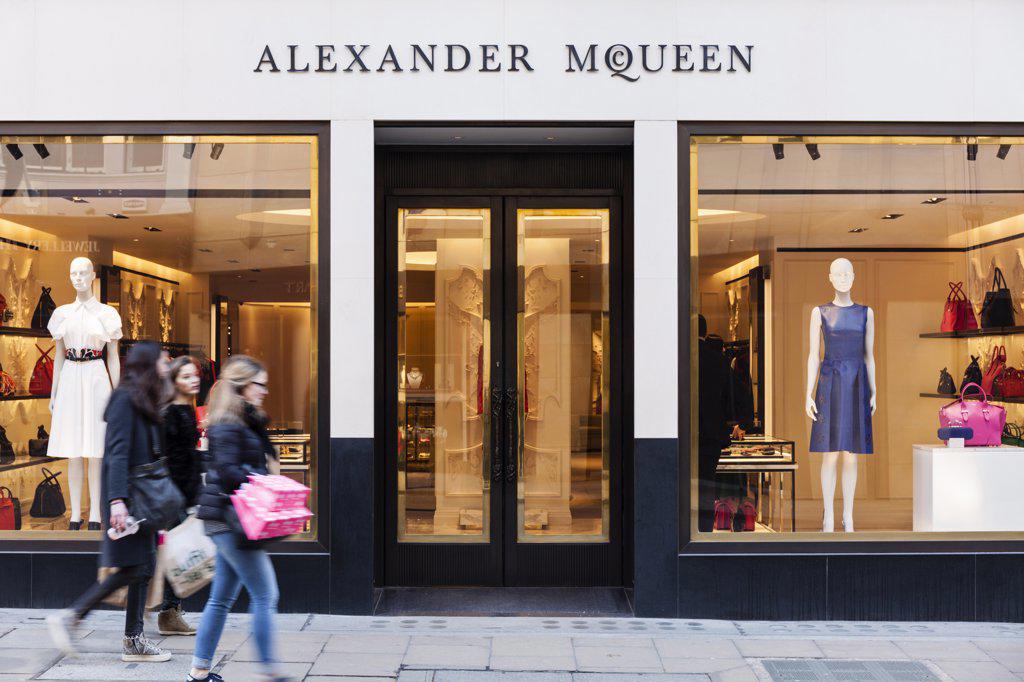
[913,444,1024,532]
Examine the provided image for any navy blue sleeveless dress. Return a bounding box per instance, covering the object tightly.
[810,303,874,454]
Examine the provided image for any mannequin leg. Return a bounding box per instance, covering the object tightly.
[67,459,84,524]
[820,452,839,532]
[87,458,103,524]
[841,451,858,532]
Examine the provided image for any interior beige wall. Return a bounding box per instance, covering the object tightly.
[237,303,311,429]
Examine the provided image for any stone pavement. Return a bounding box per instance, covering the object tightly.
[0,609,1021,681]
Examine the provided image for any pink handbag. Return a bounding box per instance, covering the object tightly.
[938,382,1006,446]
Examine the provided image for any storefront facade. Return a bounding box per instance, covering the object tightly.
[0,1,1021,620]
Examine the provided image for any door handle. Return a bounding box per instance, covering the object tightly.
[490,387,503,481]
[505,386,517,482]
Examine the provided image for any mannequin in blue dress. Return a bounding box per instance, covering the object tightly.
[805,258,877,532]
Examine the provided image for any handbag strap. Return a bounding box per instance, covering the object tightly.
[39,468,61,486]
[960,381,989,403]
[993,267,1009,290]
[34,344,53,360]
[947,281,961,302]
[0,486,11,500]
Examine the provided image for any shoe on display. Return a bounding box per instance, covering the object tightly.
[87,521,101,531]
[46,609,81,656]
[158,606,196,635]
[68,521,82,531]
[122,635,172,662]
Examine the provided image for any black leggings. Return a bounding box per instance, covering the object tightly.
[70,562,152,637]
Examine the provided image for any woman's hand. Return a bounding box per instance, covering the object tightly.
[109,499,129,532]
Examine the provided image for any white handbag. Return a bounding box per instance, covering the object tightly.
[158,514,217,598]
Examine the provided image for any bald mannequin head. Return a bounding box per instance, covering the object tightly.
[69,257,96,296]
[828,257,854,294]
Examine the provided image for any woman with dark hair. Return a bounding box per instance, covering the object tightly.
[157,355,203,635]
[48,341,175,663]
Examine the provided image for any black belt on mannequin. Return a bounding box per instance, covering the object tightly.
[65,348,103,362]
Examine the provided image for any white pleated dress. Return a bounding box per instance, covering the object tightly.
[46,297,123,459]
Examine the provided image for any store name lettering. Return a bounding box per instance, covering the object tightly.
[253,43,753,83]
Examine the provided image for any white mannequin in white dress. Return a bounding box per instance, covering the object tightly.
[47,257,123,530]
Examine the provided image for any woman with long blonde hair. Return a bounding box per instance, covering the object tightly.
[190,355,288,682]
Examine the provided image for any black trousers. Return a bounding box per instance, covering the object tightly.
[160,580,181,612]
[70,561,152,637]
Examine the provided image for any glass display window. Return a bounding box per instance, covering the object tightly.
[691,134,1024,541]
[0,134,319,540]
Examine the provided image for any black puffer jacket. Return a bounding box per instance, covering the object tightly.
[196,405,276,523]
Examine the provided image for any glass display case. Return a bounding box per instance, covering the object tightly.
[716,436,797,532]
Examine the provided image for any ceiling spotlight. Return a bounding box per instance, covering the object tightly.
[545,136,557,141]
[198,248,213,253]
[922,196,947,205]
[451,135,463,141]
[250,268,262,273]
[64,196,89,204]
[143,226,162,232]
[107,213,129,219]
[227,259,239,264]
[183,143,196,159]
[210,143,224,160]
[132,238,140,242]
[882,213,904,220]
[805,143,820,161]
[998,144,1012,160]
[848,227,868,233]
[4,144,23,160]
[283,248,296,252]
[967,143,978,161]
[32,144,49,159]
[772,143,784,160]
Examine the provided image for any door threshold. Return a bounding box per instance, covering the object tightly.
[373,587,634,617]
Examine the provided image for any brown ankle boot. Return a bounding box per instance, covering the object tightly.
[157,606,196,635]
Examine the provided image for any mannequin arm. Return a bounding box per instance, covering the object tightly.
[805,307,822,420]
[49,339,65,413]
[864,307,877,414]
[106,340,120,388]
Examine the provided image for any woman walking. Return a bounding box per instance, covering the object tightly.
[47,341,173,662]
[188,355,288,682]
[157,356,203,636]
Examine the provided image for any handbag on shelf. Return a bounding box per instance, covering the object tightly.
[938,382,1006,446]
[29,425,49,458]
[732,498,757,532]
[713,498,736,531]
[1002,422,1024,447]
[937,367,956,395]
[960,355,982,394]
[0,426,14,465]
[28,345,54,396]
[29,467,66,518]
[0,362,15,397]
[0,486,21,531]
[982,345,1007,394]
[995,366,1024,399]
[980,267,1016,329]
[0,292,13,326]
[30,287,56,330]
[941,281,979,332]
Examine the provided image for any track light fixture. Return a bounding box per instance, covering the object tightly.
[967,143,978,161]
[32,144,49,159]
[805,143,820,161]
[998,144,1012,160]
[772,143,784,160]
[210,143,224,160]
[183,143,196,159]
[4,144,23,160]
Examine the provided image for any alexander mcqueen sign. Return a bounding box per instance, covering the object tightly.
[254,43,753,83]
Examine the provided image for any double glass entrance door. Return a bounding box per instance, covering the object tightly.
[385,196,620,586]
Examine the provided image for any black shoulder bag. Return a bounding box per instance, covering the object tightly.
[30,468,66,518]
[30,287,56,330]
[980,267,1015,329]
[127,425,185,533]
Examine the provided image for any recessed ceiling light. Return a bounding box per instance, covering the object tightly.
[132,238,140,242]
[250,268,261,273]
[236,275,243,279]
[452,135,463,141]
[107,213,128,219]
[143,226,162,232]
[65,196,89,204]
[546,136,556,141]
[849,227,868,233]
[882,213,904,220]
[198,248,213,253]
[922,196,947,205]
[227,259,239,264]
[283,248,296,252]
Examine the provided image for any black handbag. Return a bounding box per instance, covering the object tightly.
[28,425,49,458]
[937,367,956,395]
[30,467,66,518]
[126,426,184,533]
[30,287,57,330]
[960,355,982,393]
[0,425,14,465]
[1002,422,1024,447]
[980,267,1015,329]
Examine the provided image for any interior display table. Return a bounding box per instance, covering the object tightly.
[718,436,797,532]
[913,444,1024,532]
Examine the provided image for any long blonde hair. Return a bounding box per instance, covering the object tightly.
[204,355,266,426]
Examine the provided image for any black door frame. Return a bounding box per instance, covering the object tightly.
[381,191,625,587]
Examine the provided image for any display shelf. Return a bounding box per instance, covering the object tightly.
[919,325,1024,339]
[919,391,1024,404]
[0,326,50,338]
[0,455,58,474]
[0,394,50,402]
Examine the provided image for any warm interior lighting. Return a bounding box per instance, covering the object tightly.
[405,251,438,266]
[237,208,312,224]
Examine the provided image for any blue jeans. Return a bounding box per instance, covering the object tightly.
[192,533,279,674]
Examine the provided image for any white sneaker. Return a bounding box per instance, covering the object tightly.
[46,609,80,656]
[121,634,172,662]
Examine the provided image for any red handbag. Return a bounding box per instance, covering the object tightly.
[941,281,978,332]
[733,498,757,532]
[0,486,20,531]
[982,345,1007,395]
[996,366,1024,398]
[713,499,735,531]
[29,345,54,396]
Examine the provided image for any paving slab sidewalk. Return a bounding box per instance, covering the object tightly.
[0,609,1020,681]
